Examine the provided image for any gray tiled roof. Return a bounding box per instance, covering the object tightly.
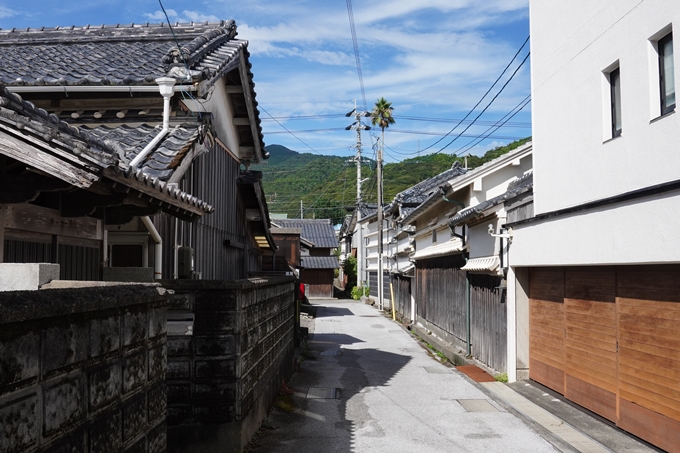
[0,87,213,216]
[301,256,340,269]
[0,21,238,86]
[0,20,266,160]
[448,172,533,227]
[81,123,207,180]
[273,219,338,249]
[394,162,466,205]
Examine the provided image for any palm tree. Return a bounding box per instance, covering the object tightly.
[370,97,395,142]
[370,97,394,311]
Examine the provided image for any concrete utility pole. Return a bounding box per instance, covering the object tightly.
[376,137,384,310]
[300,199,303,219]
[346,101,371,287]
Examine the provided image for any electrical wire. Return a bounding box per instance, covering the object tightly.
[259,106,325,155]
[420,35,530,153]
[346,0,368,110]
[434,51,531,154]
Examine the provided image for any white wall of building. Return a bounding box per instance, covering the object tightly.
[530,0,680,215]
[521,0,680,267]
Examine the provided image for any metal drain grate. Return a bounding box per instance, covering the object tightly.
[457,399,499,412]
[423,366,451,374]
[320,350,342,356]
[306,388,341,399]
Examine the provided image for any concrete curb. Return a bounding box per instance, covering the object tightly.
[409,323,470,367]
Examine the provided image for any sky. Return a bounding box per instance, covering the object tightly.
[0,0,531,162]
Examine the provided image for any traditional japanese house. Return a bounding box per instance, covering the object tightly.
[0,21,275,279]
[273,219,339,298]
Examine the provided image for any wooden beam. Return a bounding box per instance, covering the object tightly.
[0,205,5,263]
[232,117,250,126]
[0,129,98,188]
[223,85,244,93]
[4,203,102,240]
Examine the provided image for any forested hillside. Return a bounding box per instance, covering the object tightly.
[253,138,531,225]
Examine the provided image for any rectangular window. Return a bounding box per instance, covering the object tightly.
[659,33,676,115]
[610,67,622,137]
[432,229,437,244]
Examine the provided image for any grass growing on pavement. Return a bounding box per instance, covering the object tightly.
[494,373,509,383]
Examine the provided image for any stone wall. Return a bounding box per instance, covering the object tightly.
[0,284,168,453]
[162,277,295,453]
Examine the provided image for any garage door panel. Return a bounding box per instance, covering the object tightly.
[566,325,616,348]
[618,362,680,396]
[566,350,617,383]
[618,399,680,453]
[566,342,617,366]
[618,329,680,352]
[619,382,680,422]
[619,372,680,406]
[530,357,564,394]
[619,337,680,363]
[565,374,616,421]
[618,302,680,319]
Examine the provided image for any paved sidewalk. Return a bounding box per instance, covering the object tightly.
[250,298,560,453]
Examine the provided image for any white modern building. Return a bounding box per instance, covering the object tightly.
[508,2,680,451]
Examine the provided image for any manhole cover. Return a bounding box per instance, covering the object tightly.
[457,399,499,412]
[423,366,450,374]
[306,388,341,399]
[320,350,342,356]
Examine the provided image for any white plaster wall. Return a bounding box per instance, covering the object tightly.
[469,155,533,206]
[200,78,240,154]
[531,0,680,214]
[511,190,680,266]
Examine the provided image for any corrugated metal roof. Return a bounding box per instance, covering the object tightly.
[461,256,500,274]
[301,256,340,269]
[412,238,464,260]
[274,219,338,248]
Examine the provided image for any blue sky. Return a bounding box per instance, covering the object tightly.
[0,0,531,162]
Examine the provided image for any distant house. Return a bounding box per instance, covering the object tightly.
[509,3,680,451]
[273,219,339,298]
[0,21,275,280]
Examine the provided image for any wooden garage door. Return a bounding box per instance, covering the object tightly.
[529,268,565,394]
[616,265,680,453]
[530,265,680,453]
[564,268,617,421]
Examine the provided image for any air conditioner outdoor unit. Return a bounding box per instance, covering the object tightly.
[178,246,194,279]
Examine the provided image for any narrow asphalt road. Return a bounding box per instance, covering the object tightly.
[249,297,560,453]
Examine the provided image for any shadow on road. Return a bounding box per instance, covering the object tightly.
[248,331,411,452]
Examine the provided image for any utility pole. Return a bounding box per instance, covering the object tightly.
[300,199,303,219]
[376,136,384,310]
[346,101,371,287]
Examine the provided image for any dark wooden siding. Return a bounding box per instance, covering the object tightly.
[368,271,390,299]
[4,239,99,281]
[391,275,411,319]
[154,142,255,280]
[415,254,467,342]
[469,274,506,372]
[301,269,333,298]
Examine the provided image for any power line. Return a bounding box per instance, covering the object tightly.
[346,0,367,109]
[457,97,532,155]
[420,35,531,153]
[259,105,325,155]
[435,51,531,154]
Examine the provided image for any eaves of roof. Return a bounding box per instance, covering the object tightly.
[449,172,533,228]
[401,142,532,225]
[0,20,266,162]
[0,87,213,219]
[273,219,338,248]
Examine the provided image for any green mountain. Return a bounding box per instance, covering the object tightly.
[254,137,531,225]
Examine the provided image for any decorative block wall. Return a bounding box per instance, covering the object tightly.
[162,277,295,453]
[0,284,168,453]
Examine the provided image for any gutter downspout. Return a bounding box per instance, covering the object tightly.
[129,77,176,168]
[141,216,163,280]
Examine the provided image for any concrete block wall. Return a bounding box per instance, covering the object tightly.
[0,285,169,453]
[162,277,295,453]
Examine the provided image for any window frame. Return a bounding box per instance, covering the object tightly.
[610,67,622,138]
[659,32,676,116]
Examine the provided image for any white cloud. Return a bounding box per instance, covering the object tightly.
[0,5,18,18]
[143,9,218,23]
